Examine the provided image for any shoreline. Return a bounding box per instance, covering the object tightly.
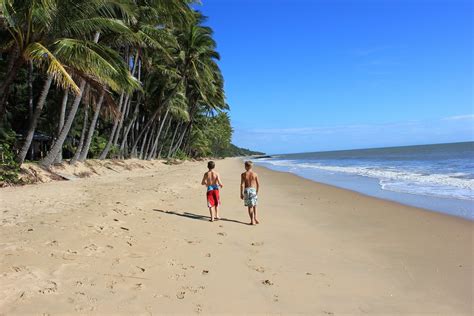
[1,158,472,314]
[254,162,474,222]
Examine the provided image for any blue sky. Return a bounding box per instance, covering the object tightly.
[198,0,473,154]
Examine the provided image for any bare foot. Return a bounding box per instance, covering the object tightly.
[255,219,260,224]
[210,218,214,222]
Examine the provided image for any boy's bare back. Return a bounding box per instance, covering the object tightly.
[202,170,222,187]
[241,170,258,188]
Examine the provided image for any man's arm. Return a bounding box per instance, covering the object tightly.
[255,174,260,194]
[201,173,207,186]
[240,173,245,199]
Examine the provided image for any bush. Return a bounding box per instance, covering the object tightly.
[173,149,188,160]
[0,128,21,184]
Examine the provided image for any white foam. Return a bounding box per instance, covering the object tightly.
[258,159,474,201]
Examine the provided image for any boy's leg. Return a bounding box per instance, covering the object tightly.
[248,206,256,225]
[254,206,259,224]
[208,207,214,222]
[215,206,220,220]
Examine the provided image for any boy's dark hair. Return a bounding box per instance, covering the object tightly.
[245,161,253,168]
[208,161,215,169]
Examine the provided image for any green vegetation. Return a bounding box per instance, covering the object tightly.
[0,0,262,176]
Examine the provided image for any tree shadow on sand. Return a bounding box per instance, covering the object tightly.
[153,209,249,225]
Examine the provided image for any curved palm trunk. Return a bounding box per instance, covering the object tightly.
[148,108,169,160]
[131,79,183,153]
[168,122,182,158]
[78,91,105,162]
[99,93,124,159]
[40,32,99,168]
[54,91,69,164]
[158,118,172,159]
[16,75,54,165]
[0,56,24,119]
[40,79,87,168]
[140,122,154,160]
[113,93,131,147]
[119,99,139,158]
[27,62,34,124]
[70,96,90,164]
[171,124,188,157]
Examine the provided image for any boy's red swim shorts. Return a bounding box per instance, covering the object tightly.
[207,189,220,207]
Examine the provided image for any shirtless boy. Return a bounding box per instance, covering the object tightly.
[201,161,223,222]
[240,161,260,225]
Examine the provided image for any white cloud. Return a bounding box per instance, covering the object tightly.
[442,114,474,121]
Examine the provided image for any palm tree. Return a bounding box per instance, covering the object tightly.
[6,0,139,165]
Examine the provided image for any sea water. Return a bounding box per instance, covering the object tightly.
[255,142,474,220]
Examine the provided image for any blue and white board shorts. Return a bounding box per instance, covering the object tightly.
[244,187,258,207]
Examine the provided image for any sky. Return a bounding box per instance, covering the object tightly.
[197,0,473,154]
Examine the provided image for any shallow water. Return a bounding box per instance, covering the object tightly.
[255,142,474,220]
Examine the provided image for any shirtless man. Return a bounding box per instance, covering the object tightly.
[201,161,223,222]
[240,161,260,225]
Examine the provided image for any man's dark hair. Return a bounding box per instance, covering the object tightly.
[208,161,215,169]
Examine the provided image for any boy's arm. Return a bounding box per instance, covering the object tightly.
[255,174,260,194]
[240,173,245,199]
[201,173,207,186]
[217,173,223,188]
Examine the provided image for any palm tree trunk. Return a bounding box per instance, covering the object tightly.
[158,118,172,159]
[27,62,34,124]
[54,91,69,164]
[140,122,154,160]
[148,108,169,160]
[168,122,182,158]
[131,79,183,153]
[70,94,90,164]
[78,91,105,161]
[119,98,139,158]
[112,93,131,147]
[40,79,87,168]
[171,124,188,157]
[16,75,53,165]
[99,93,124,159]
[40,32,100,168]
[0,56,24,119]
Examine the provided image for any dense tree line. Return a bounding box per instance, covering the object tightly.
[0,0,258,180]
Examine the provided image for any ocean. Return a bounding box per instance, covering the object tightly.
[254,142,474,220]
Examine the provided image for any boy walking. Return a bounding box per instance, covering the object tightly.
[201,161,223,222]
[240,161,260,225]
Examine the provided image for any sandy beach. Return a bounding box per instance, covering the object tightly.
[0,158,472,315]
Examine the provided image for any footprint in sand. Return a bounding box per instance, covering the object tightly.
[217,232,227,237]
[84,243,98,251]
[38,280,58,294]
[195,304,203,313]
[254,266,265,273]
[134,283,143,290]
[262,279,274,286]
[251,241,264,246]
